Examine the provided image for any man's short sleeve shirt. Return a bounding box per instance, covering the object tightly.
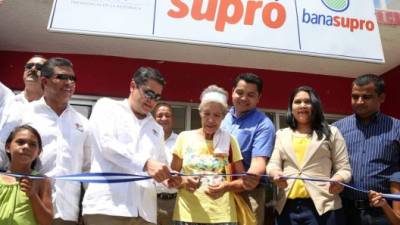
[221,107,275,171]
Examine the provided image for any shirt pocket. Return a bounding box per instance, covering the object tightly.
[236,129,252,152]
[116,124,135,144]
[379,136,400,164]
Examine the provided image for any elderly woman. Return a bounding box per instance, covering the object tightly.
[267,86,351,225]
[171,85,245,225]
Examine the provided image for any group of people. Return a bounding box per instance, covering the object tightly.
[0,55,399,225]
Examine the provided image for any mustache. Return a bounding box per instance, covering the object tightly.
[26,70,41,81]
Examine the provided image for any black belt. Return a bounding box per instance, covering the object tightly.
[343,199,371,210]
[286,198,313,205]
[157,193,177,200]
[353,200,371,210]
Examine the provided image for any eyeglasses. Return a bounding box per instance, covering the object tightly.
[24,63,43,70]
[54,74,77,82]
[141,87,161,101]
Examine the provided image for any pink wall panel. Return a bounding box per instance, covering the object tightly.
[2,50,397,117]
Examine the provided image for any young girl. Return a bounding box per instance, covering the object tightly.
[0,125,53,225]
[369,172,400,225]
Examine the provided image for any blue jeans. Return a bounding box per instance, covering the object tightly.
[276,198,344,225]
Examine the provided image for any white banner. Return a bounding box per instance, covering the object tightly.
[48,0,385,63]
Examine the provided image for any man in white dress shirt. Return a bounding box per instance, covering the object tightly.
[14,55,46,104]
[154,102,178,225]
[0,82,15,169]
[82,67,176,225]
[0,82,14,129]
[0,57,92,225]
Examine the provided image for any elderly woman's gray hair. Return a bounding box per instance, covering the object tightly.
[199,85,229,113]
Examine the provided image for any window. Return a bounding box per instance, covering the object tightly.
[68,94,345,133]
[265,112,275,123]
[171,105,187,133]
[70,94,98,118]
[190,107,201,130]
[374,0,400,11]
[70,104,92,118]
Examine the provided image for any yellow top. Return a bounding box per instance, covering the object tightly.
[288,133,311,199]
[172,130,243,223]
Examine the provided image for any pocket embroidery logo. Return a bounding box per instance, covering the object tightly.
[75,123,84,132]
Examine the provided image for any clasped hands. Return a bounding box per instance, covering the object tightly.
[177,173,260,199]
[168,174,228,199]
[180,175,227,199]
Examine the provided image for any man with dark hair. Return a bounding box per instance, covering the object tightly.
[153,102,178,165]
[221,73,276,225]
[15,55,46,104]
[153,102,178,225]
[334,74,400,225]
[82,67,175,225]
[0,57,91,225]
[1,56,46,167]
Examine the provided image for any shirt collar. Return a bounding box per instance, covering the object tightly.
[166,132,178,142]
[229,107,257,119]
[355,111,381,124]
[38,97,72,113]
[123,99,152,123]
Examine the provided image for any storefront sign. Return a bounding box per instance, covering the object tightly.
[48,0,385,63]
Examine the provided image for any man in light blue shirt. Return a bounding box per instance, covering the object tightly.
[222,73,276,225]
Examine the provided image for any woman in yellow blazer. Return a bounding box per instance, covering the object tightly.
[267,86,351,225]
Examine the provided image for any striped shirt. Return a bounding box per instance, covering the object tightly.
[334,112,400,200]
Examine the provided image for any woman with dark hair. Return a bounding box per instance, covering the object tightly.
[267,86,351,225]
[0,125,53,225]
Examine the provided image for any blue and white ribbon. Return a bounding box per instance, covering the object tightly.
[1,171,399,201]
[0,172,151,183]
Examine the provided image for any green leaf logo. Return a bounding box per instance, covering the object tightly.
[322,0,350,12]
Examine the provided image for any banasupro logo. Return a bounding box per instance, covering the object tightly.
[302,0,375,32]
[321,0,350,12]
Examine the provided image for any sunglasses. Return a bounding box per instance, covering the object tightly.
[54,74,77,82]
[24,63,43,70]
[141,88,161,101]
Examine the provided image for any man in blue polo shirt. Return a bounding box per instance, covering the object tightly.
[221,73,276,225]
[334,74,400,225]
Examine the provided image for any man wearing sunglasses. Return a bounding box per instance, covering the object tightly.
[82,67,178,225]
[33,57,90,225]
[0,57,92,225]
[14,55,46,104]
